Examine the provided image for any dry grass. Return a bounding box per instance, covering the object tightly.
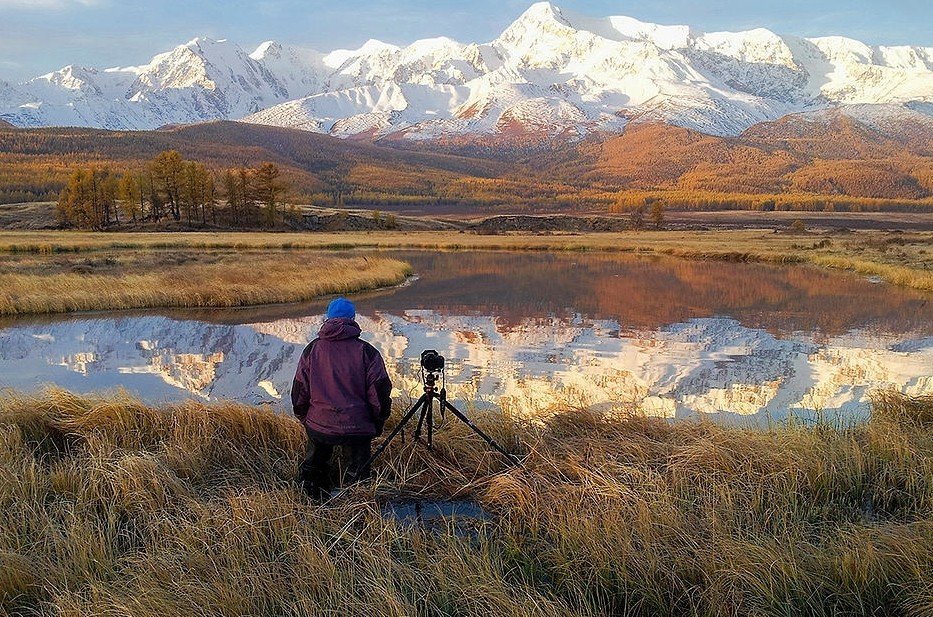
[1,229,930,292]
[0,251,411,315]
[1,389,931,616]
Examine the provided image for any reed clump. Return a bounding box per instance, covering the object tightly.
[1,389,931,616]
[0,253,411,315]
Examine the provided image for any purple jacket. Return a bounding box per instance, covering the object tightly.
[291,318,392,440]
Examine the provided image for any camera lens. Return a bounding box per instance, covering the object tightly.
[420,349,445,372]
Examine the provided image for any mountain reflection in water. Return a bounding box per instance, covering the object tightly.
[0,252,930,423]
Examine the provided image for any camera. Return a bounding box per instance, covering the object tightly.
[420,349,445,373]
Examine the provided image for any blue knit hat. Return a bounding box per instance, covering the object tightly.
[325,297,356,320]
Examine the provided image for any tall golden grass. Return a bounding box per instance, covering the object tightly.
[1,389,931,616]
[0,253,411,315]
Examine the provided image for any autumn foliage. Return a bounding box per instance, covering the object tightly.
[1,117,931,215]
[56,150,289,230]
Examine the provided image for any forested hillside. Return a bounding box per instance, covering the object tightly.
[1,116,931,215]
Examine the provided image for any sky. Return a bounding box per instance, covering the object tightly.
[0,0,930,82]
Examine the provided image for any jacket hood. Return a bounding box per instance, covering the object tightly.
[318,317,361,341]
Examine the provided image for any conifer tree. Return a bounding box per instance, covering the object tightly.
[649,200,665,230]
[252,162,283,227]
[118,172,143,223]
[151,150,184,221]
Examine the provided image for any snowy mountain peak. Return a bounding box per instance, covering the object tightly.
[360,39,401,54]
[184,36,214,47]
[503,3,691,49]
[518,2,563,22]
[405,37,462,55]
[36,65,94,88]
[607,15,693,48]
[496,2,576,47]
[1,3,931,141]
[251,40,282,59]
[137,37,271,95]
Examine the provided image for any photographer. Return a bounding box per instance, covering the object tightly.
[291,297,392,499]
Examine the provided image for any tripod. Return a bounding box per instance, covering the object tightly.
[364,371,522,470]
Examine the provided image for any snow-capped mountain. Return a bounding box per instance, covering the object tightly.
[0,37,312,130]
[1,2,931,140]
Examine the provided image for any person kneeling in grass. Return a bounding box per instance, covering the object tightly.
[291,297,393,499]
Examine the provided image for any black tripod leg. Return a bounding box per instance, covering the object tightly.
[363,394,427,472]
[442,401,522,467]
[413,395,429,442]
[427,397,434,450]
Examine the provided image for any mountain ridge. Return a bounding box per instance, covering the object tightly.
[1,2,930,142]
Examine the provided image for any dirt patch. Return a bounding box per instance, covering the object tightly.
[468,215,630,234]
[295,206,457,232]
[0,202,60,230]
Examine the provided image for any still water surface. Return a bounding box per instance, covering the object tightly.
[0,251,930,423]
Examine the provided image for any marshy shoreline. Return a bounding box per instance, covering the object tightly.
[1,228,931,299]
[1,389,931,616]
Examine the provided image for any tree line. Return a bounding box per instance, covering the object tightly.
[56,151,290,230]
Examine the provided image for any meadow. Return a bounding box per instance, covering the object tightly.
[0,389,931,616]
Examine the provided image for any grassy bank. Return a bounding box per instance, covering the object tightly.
[1,229,930,293]
[0,251,411,315]
[1,390,931,616]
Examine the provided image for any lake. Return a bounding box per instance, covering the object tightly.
[0,251,930,423]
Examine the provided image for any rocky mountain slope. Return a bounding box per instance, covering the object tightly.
[1,2,930,143]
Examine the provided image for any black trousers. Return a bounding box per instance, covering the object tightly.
[297,427,372,496]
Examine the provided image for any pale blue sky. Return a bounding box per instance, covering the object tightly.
[0,0,930,82]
